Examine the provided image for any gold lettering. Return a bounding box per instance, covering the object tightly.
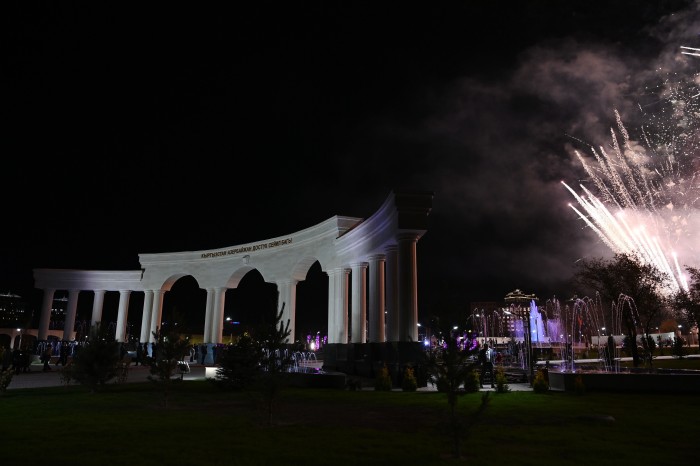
[200,238,293,260]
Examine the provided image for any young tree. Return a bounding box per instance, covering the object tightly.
[147,324,191,408]
[256,302,292,427]
[425,317,489,460]
[68,322,122,393]
[574,253,670,367]
[214,299,292,426]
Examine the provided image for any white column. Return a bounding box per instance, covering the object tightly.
[210,287,226,344]
[148,290,165,342]
[398,233,420,342]
[368,254,386,343]
[276,279,298,343]
[91,290,106,327]
[114,290,132,342]
[350,262,368,343]
[327,268,349,344]
[38,288,55,341]
[385,245,399,342]
[63,289,80,341]
[203,288,214,343]
[327,270,337,343]
[140,290,154,343]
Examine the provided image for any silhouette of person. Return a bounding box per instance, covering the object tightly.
[201,344,208,365]
[479,343,495,388]
[42,344,53,372]
[135,342,143,366]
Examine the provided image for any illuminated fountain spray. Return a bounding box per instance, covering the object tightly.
[529,300,546,345]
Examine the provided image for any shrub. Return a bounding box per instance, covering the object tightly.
[463,369,480,393]
[532,368,549,394]
[346,378,362,391]
[59,363,74,387]
[375,364,393,391]
[672,337,687,359]
[494,366,510,393]
[0,367,13,394]
[401,366,417,392]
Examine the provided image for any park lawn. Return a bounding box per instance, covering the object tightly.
[1,379,698,466]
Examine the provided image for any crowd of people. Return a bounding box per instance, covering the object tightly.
[2,339,258,376]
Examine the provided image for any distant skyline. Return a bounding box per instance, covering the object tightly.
[4,2,699,328]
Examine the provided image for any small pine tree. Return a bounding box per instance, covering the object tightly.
[425,317,485,460]
[214,332,261,391]
[256,302,293,427]
[68,322,122,393]
[147,324,190,408]
[375,364,393,391]
[401,366,417,392]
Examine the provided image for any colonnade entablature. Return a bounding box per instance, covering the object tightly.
[32,190,433,348]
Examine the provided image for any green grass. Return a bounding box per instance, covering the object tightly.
[1,376,698,465]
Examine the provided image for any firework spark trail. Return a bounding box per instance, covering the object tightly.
[564,177,685,293]
[681,46,700,57]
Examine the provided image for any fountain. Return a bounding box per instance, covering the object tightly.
[541,295,700,393]
[259,348,345,388]
[473,293,700,392]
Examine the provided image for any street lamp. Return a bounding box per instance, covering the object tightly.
[504,288,538,385]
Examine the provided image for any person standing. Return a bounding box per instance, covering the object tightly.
[41,344,53,372]
[135,342,143,366]
[200,344,208,365]
[479,343,495,389]
[59,341,70,366]
[12,347,22,374]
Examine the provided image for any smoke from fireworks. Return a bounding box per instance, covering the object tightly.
[563,64,700,294]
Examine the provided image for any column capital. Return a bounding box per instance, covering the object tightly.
[396,232,421,243]
[327,267,350,277]
[350,262,369,270]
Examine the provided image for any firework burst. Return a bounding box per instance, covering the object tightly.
[563,66,700,294]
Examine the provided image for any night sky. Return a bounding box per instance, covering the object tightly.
[4,1,699,331]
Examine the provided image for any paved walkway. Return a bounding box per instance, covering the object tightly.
[6,362,209,390]
[6,361,534,391]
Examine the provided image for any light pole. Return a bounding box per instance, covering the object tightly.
[504,288,538,385]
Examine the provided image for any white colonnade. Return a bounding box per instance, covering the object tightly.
[31,191,432,346]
